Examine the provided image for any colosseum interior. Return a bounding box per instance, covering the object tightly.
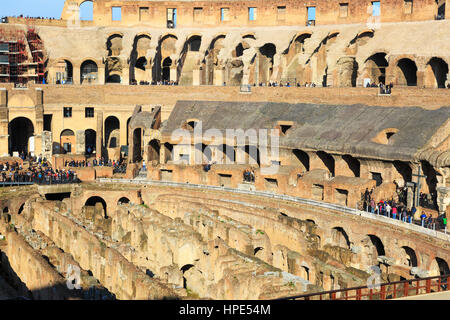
[0,0,449,302]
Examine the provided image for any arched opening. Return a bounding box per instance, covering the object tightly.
[393,161,412,186]
[292,149,310,171]
[243,145,260,166]
[364,53,388,84]
[254,247,264,259]
[9,117,34,156]
[401,246,418,268]
[133,128,142,163]
[79,0,93,21]
[80,60,98,84]
[164,143,173,163]
[106,75,121,83]
[148,139,160,163]
[105,116,120,149]
[118,197,130,205]
[368,234,385,257]
[60,129,75,154]
[55,59,73,84]
[430,257,450,277]
[18,203,25,215]
[135,57,147,71]
[396,58,417,86]
[426,57,449,88]
[85,196,107,218]
[85,129,96,155]
[342,155,360,177]
[180,264,195,289]
[331,227,351,249]
[129,34,151,84]
[162,57,172,81]
[2,207,10,223]
[317,151,335,176]
[188,36,201,52]
[294,33,312,54]
[106,34,123,57]
[258,43,276,84]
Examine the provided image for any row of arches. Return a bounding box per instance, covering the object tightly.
[54,29,450,87]
[328,225,450,277]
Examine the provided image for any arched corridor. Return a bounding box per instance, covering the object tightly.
[9,117,34,156]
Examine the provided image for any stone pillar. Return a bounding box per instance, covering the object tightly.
[170,66,177,82]
[73,63,81,85]
[121,58,130,85]
[76,130,85,154]
[98,66,105,85]
[0,88,8,156]
[34,88,44,157]
[213,67,224,86]
[96,111,103,159]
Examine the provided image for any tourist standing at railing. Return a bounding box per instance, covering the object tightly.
[420,212,427,227]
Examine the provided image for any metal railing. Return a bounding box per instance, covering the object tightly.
[96,178,450,242]
[277,274,450,300]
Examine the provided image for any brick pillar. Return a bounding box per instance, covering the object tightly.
[96,111,103,159]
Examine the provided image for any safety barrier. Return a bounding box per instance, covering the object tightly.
[277,274,450,300]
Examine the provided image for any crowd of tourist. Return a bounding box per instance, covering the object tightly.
[130,80,179,86]
[65,157,127,173]
[252,81,317,87]
[0,157,79,185]
[362,187,446,231]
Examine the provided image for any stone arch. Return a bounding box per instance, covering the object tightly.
[342,155,360,177]
[331,227,351,249]
[180,264,195,289]
[106,33,123,57]
[104,116,120,149]
[130,34,152,84]
[368,234,385,257]
[292,149,310,171]
[429,257,450,277]
[132,128,143,163]
[317,151,335,176]
[79,0,93,21]
[9,117,34,156]
[18,203,25,215]
[84,129,96,155]
[80,59,98,84]
[154,34,178,82]
[85,196,107,218]
[258,43,276,84]
[395,58,418,86]
[425,57,449,88]
[362,52,388,84]
[178,35,202,85]
[204,34,226,85]
[53,59,73,84]
[60,129,75,154]
[117,197,130,205]
[400,246,418,268]
[148,139,160,163]
[393,161,412,186]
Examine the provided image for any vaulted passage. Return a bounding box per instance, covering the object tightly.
[9,117,34,156]
[396,58,417,86]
